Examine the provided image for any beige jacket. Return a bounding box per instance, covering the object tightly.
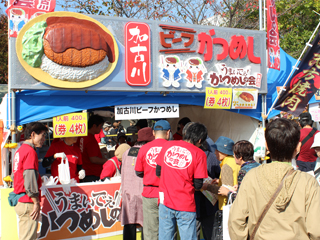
[228,162,320,240]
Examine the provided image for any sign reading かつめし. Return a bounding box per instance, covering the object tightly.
[204,87,232,109]
[115,104,179,120]
[53,112,87,138]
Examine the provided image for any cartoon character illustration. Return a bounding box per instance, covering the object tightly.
[269,48,280,69]
[184,57,207,89]
[9,8,26,36]
[160,55,182,88]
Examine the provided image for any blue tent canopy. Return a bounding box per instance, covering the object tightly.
[15,90,264,125]
[14,48,299,125]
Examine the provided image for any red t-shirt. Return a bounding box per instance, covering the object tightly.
[135,138,167,198]
[45,140,82,183]
[77,133,103,177]
[156,140,208,212]
[100,156,121,179]
[95,129,105,143]
[297,128,319,163]
[173,133,182,140]
[13,144,42,203]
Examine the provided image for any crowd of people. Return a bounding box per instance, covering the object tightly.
[10,112,320,240]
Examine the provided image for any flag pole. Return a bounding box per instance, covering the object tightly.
[265,19,320,118]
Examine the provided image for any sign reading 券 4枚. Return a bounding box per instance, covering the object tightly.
[53,112,87,138]
[204,87,232,109]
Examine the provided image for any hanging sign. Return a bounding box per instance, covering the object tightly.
[267,0,280,70]
[115,103,179,120]
[231,89,258,109]
[53,112,87,138]
[204,87,232,109]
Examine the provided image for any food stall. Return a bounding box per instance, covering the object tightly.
[1,11,267,240]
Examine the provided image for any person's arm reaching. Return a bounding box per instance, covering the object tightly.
[23,170,40,220]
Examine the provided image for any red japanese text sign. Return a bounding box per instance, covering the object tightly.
[6,0,56,38]
[267,0,280,70]
[204,87,232,109]
[125,22,151,86]
[53,112,87,138]
[38,182,122,239]
[159,26,261,64]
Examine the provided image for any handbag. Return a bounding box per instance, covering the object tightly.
[213,209,223,240]
[213,193,234,240]
[222,193,233,240]
[8,192,26,207]
[249,169,295,240]
[58,157,71,185]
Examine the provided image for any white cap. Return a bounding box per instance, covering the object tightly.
[311,132,320,148]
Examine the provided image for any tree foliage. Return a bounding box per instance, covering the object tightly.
[276,0,320,59]
[0,14,8,84]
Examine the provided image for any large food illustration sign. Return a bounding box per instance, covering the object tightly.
[13,12,266,93]
[16,12,119,88]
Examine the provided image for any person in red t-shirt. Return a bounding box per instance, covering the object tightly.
[173,117,191,140]
[13,122,47,240]
[77,114,109,182]
[297,112,319,172]
[100,143,130,180]
[42,137,85,183]
[135,120,171,240]
[156,122,208,240]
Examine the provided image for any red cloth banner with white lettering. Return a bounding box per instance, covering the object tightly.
[267,0,280,70]
[6,0,56,38]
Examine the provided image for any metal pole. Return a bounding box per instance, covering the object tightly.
[266,19,320,117]
[264,0,266,30]
[259,0,263,31]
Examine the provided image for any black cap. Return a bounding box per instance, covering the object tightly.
[178,117,191,126]
[135,119,148,129]
[299,112,312,121]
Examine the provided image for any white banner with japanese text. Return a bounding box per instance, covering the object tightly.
[115,104,179,120]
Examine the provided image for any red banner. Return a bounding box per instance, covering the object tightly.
[267,0,280,70]
[38,182,123,239]
[125,22,151,86]
[6,0,56,38]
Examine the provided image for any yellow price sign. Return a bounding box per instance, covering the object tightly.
[204,87,232,109]
[53,112,88,138]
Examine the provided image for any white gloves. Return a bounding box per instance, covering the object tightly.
[54,152,67,159]
[78,169,86,179]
